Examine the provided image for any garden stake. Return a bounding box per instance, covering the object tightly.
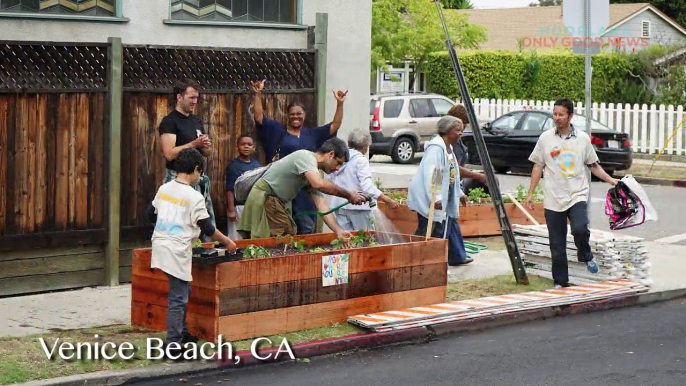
[506,193,540,226]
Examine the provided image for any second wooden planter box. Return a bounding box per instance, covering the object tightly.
[131,232,447,342]
[378,200,545,237]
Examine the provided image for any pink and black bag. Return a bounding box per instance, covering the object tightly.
[605,180,645,230]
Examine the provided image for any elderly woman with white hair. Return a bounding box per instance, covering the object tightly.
[328,129,399,231]
[408,115,472,266]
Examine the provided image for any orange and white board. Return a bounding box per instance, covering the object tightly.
[348,280,647,331]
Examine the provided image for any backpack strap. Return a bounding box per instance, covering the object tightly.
[272,129,288,163]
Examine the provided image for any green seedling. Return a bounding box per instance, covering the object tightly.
[468,187,490,203]
[243,244,271,259]
[276,235,306,254]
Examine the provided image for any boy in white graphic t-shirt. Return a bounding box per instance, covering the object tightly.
[146,148,236,358]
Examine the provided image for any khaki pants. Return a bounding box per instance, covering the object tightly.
[265,196,296,236]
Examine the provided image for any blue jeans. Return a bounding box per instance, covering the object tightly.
[414,214,469,265]
[292,190,316,235]
[545,201,592,286]
[165,273,190,344]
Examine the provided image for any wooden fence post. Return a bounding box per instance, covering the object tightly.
[315,13,328,126]
[106,37,123,286]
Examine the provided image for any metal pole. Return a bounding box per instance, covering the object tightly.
[106,37,123,286]
[315,13,329,126]
[584,0,593,219]
[584,0,592,134]
[433,1,529,285]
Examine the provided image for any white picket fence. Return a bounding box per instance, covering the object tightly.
[469,98,686,156]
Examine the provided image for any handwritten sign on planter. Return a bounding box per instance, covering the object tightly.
[322,254,349,287]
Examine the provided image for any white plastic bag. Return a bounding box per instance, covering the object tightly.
[621,175,658,222]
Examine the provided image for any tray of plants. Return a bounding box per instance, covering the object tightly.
[191,240,244,265]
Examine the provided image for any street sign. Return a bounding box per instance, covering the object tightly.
[572,44,601,55]
[563,0,609,38]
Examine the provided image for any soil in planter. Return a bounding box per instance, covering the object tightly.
[241,231,412,259]
[263,241,381,257]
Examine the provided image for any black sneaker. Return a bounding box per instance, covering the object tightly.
[182,333,199,344]
[449,257,474,267]
[163,343,185,362]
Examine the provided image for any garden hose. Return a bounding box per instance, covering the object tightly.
[292,193,375,220]
[292,201,351,219]
[464,241,488,256]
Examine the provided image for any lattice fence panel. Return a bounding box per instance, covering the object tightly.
[123,46,316,93]
[0,43,109,92]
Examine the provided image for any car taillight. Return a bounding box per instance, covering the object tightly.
[591,135,604,147]
[371,102,381,131]
[624,139,631,148]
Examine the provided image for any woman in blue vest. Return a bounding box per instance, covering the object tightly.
[251,79,348,234]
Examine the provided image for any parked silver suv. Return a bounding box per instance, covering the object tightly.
[369,93,455,164]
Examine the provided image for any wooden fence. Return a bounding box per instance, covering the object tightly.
[0,94,107,241]
[0,40,318,297]
[119,92,317,242]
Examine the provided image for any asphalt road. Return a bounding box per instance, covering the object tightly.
[369,157,686,246]
[135,300,686,386]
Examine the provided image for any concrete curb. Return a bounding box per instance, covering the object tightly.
[16,289,685,386]
[12,362,218,386]
[628,176,686,188]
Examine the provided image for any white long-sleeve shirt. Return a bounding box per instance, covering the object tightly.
[328,149,382,211]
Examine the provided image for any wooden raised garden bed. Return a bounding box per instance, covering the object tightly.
[131,232,447,342]
[378,187,546,237]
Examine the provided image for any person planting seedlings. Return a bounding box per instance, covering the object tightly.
[237,138,368,239]
[145,148,237,359]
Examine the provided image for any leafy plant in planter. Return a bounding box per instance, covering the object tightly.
[330,231,380,250]
[514,184,544,203]
[276,235,306,254]
[309,247,328,253]
[467,187,490,204]
[244,245,271,259]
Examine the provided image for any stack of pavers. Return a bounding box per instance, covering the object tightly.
[513,224,652,287]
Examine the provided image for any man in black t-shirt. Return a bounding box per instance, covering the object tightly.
[159,79,216,228]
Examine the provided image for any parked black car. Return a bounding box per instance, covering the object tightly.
[461,110,633,175]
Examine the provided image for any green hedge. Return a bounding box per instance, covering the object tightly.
[427,50,638,103]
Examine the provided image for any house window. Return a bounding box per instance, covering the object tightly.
[0,0,117,16]
[171,0,298,24]
[641,20,651,38]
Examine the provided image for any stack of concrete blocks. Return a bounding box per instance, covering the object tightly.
[513,225,652,287]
